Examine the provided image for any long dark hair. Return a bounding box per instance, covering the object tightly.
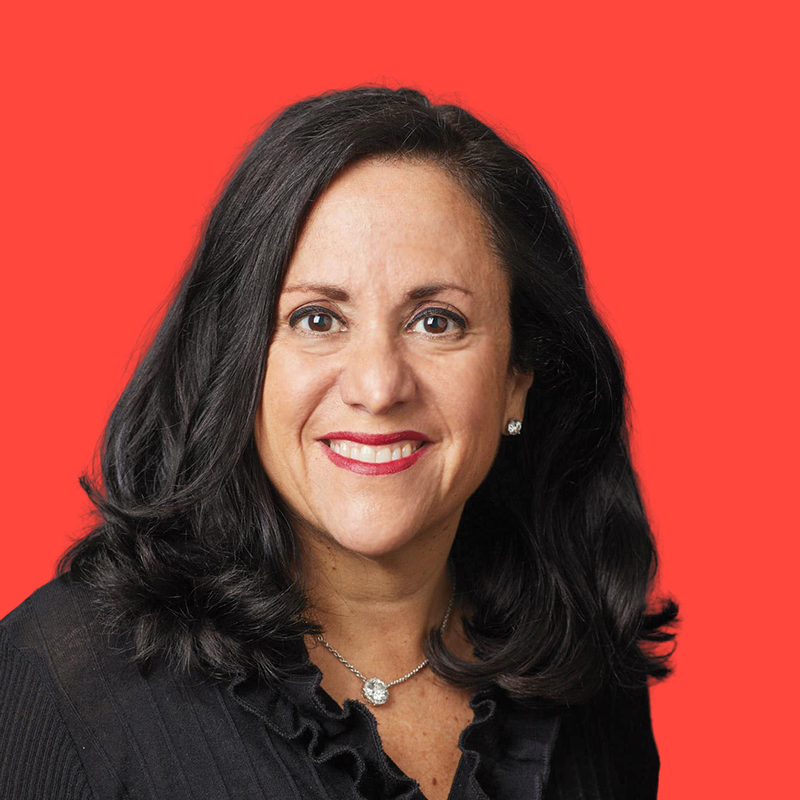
[58,85,678,704]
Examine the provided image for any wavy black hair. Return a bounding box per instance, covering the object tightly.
[57,84,678,705]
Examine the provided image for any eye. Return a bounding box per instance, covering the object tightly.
[287,304,467,338]
[289,306,345,335]
[408,307,467,338]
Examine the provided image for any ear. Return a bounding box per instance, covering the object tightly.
[505,369,534,422]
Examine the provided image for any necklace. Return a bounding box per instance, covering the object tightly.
[315,578,456,706]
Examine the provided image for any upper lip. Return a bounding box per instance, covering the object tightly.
[319,430,430,445]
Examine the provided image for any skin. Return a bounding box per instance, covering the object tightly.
[254,157,533,799]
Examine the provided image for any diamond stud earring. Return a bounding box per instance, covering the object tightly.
[506,418,522,435]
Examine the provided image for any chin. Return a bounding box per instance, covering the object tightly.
[327,527,419,560]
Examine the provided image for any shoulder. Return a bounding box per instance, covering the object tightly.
[0,572,153,743]
[0,576,99,799]
[0,576,281,799]
[1,573,117,711]
[546,683,660,800]
[1,573,100,666]
[1,574,160,796]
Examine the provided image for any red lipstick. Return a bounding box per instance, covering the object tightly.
[320,439,431,475]
[318,430,429,446]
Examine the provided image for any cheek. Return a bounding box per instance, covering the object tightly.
[258,348,330,443]
[440,351,509,471]
[458,350,508,424]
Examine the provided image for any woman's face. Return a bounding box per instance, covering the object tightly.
[254,158,532,559]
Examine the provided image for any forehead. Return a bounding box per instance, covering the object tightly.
[285,158,501,291]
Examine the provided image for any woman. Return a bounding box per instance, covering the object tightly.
[0,86,677,799]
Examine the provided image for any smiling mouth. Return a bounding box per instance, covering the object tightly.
[321,438,426,464]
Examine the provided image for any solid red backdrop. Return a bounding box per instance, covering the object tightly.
[2,2,797,797]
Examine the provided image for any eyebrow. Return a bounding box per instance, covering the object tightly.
[282,282,474,301]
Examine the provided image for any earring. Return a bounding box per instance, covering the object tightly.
[506,418,522,435]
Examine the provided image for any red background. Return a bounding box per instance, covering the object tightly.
[2,2,796,796]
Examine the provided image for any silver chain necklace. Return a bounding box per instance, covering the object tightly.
[315,578,456,706]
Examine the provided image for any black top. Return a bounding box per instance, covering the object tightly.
[0,575,660,799]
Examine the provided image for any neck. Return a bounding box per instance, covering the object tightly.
[297,529,458,678]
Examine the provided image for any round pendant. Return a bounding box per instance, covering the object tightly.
[362,677,389,705]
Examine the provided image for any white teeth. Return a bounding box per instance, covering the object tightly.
[326,439,424,463]
[359,445,377,463]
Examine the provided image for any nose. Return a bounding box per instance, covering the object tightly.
[338,326,416,415]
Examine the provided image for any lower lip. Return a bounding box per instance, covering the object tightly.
[320,441,431,475]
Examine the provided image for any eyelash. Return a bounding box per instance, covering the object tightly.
[288,305,467,339]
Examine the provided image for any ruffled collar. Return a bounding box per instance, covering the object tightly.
[228,638,561,800]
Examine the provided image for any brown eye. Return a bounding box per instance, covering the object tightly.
[422,315,449,335]
[307,313,333,332]
[289,306,345,336]
[408,307,467,338]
